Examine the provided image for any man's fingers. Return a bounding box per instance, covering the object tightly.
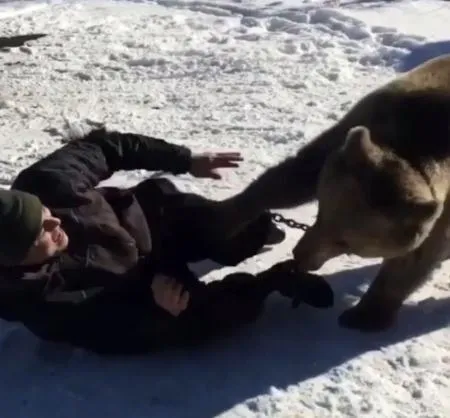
[213,152,243,159]
[169,287,190,315]
[172,282,184,301]
[169,281,188,307]
[151,274,167,293]
[168,278,180,290]
[216,156,243,163]
[213,160,241,168]
[151,275,190,316]
[167,292,189,317]
[179,290,190,311]
[208,170,222,180]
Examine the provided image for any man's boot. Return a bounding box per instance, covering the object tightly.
[256,259,334,308]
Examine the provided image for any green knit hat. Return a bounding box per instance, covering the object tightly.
[0,189,43,265]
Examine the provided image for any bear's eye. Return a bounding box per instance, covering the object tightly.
[334,239,349,249]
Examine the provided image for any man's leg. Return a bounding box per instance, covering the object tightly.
[160,190,286,266]
[134,176,285,266]
[137,260,334,350]
[62,266,265,355]
[62,260,333,356]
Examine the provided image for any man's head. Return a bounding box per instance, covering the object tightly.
[0,190,69,266]
[293,126,442,271]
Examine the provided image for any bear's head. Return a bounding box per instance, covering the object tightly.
[293,125,442,271]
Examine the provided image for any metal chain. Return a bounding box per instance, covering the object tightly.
[270,212,310,231]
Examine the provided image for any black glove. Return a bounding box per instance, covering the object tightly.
[257,259,334,309]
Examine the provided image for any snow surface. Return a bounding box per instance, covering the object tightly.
[0,0,450,417]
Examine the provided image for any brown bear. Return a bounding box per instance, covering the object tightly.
[213,54,450,332]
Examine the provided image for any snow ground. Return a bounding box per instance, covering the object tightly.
[0,0,449,417]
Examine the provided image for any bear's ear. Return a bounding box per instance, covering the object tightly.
[342,125,383,166]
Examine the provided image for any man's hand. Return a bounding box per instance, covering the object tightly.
[151,274,190,316]
[190,152,243,179]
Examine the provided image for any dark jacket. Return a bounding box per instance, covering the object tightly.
[0,128,196,346]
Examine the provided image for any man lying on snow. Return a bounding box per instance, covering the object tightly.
[0,127,333,356]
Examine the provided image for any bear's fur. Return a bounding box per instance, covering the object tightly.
[218,54,450,331]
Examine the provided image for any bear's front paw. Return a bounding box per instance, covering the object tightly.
[338,304,396,332]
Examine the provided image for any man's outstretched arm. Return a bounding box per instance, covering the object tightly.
[12,128,192,199]
[12,127,241,205]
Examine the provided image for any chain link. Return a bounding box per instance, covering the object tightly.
[270,212,310,231]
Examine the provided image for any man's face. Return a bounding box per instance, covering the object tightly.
[21,206,69,265]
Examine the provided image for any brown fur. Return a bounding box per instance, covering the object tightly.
[219,54,450,331]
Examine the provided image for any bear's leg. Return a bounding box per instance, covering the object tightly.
[338,242,443,332]
[339,201,450,332]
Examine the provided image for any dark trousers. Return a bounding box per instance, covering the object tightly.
[67,267,274,356]
[50,179,281,355]
[133,177,276,269]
